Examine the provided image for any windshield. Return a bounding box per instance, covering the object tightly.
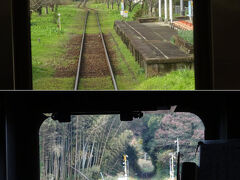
[39,112,203,179]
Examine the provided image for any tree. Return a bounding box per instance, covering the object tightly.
[30,0,68,15]
[135,113,204,176]
[39,115,133,180]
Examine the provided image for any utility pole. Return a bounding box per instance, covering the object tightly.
[123,154,128,180]
[175,138,179,153]
[100,172,105,180]
[175,138,180,180]
[120,0,124,16]
[159,0,162,21]
[169,0,173,23]
[169,153,175,180]
[171,154,174,179]
[188,0,193,22]
[164,0,168,22]
[169,138,180,180]
[169,158,172,179]
[58,13,61,31]
[180,0,184,16]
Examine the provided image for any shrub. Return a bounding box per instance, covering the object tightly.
[133,8,143,20]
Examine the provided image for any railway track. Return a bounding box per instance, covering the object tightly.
[74,9,118,90]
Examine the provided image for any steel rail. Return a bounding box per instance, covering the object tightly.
[95,11,118,90]
[74,10,89,91]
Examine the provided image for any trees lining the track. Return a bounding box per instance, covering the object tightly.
[39,115,133,179]
[30,0,72,15]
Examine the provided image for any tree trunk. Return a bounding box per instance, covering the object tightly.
[55,4,59,12]
[99,119,116,166]
[37,6,42,16]
[117,2,120,10]
[50,4,55,12]
[77,2,82,8]
[74,117,79,178]
[87,139,95,169]
[45,6,48,14]
[111,0,114,9]
[129,1,132,11]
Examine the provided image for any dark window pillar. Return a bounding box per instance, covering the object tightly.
[0,0,32,90]
[0,0,15,89]
[5,112,45,180]
[0,113,6,180]
[12,0,32,89]
[194,0,213,90]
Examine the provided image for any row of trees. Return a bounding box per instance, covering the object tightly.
[30,0,72,15]
[39,115,133,180]
[132,112,204,176]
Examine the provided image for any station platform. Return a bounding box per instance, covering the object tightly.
[114,21,193,77]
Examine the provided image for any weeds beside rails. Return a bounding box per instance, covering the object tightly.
[178,30,193,45]
[31,4,84,90]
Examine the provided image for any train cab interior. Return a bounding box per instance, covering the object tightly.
[1,0,240,180]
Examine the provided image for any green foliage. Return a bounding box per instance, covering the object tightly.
[85,11,100,34]
[102,129,134,175]
[86,166,101,179]
[133,8,144,20]
[52,11,59,24]
[126,145,142,175]
[178,30,194,45]
[137,113,204,177]
[89,3,142,32]
[31,4,84,89]
[134,69,195,90]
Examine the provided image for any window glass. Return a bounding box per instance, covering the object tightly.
[39,112,203,179]
[30,0,194,90]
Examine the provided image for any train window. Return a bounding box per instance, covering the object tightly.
[39,112,204,179]
[30,0,195,90]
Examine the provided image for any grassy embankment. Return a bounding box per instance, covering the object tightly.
[31,4,84,90]
[178,30,193,45]
[89,2,194,90]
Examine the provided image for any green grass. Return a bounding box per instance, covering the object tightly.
[86,10,100,34]
[89,2,141,33]
[178,30,193,45]
[31,3,85,90]
[111,31,146,89]
[34,77,75,90]
[134,69,195,90]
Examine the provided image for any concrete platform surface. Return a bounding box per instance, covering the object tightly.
[115,21,190,60]
[114,21,193,76]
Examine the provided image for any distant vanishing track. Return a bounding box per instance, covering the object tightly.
[74,9,118,90]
